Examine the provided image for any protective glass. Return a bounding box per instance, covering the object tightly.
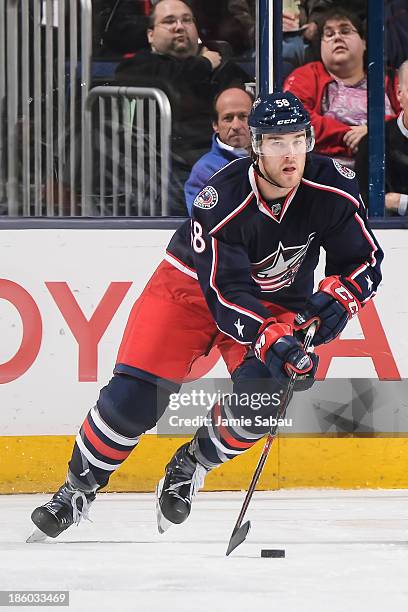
[252,133,312,156]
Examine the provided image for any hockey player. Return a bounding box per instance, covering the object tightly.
[29,92,382,540]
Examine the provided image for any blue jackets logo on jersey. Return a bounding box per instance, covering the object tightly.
[251,234,316,292]
[193,186,219,210]
[333,159,355,179]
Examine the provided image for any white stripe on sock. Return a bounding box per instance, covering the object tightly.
[76,434,121,471]
[90,405,139,447]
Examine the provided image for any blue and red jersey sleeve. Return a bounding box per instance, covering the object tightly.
[320,181,383,304]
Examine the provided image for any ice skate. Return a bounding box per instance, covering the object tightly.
[156,443,208,533]
[27,482,95,542]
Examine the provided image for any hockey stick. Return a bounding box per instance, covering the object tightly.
[226,322,317,556]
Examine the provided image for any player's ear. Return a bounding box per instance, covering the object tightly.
[397,84,403,104]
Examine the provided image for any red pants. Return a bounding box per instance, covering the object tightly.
[116,260,295,384]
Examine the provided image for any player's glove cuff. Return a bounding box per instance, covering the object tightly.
[318,275,362,319]
[253,319,292,364]
[254,320,314,380]
[294,275,362,346]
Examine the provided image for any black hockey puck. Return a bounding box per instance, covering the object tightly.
[261,549,285,558]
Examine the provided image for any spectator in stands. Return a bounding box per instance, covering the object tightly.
[184,87,253,213]
[297,0,367,25]
[355,60,408,216]
[282,0,324,79]
[93,1,151,58]
[190,0,255,58]
[115,0,250,215]
[282,1,367,79]
[284,8,399,167]
[385,0,408,71]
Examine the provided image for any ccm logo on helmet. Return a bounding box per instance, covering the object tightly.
[277,118,297,125]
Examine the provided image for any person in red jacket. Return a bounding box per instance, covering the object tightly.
[284,8,400,165]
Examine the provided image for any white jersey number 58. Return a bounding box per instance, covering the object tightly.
[192,220,206,253]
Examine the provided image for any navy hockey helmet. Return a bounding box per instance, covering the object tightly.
[249,91,314,155]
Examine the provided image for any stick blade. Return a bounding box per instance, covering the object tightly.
[226,520,251,556]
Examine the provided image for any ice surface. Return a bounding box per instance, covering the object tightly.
[1,490,408,611]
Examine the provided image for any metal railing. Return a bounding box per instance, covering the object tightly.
[83,86,172,216]
[0,0,395,220]
[0,0,92,216]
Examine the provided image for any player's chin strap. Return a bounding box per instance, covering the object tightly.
[252,159,287,189]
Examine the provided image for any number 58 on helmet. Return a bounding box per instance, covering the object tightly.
[249,91,315,155]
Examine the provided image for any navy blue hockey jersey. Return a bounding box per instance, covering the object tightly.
[166,154,383,346]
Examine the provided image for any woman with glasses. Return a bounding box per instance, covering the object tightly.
[284,8,400,167]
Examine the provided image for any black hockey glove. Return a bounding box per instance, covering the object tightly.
[254,320,319,384]
[295,275,362,346]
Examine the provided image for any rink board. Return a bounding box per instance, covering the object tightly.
[1,435,408,493]
[0,228,407,492]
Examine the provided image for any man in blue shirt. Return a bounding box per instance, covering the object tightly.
[184,87,253,213]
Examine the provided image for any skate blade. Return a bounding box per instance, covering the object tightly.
[26,527,48,543]
[156,478,172,534]
[157,511,173,534]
